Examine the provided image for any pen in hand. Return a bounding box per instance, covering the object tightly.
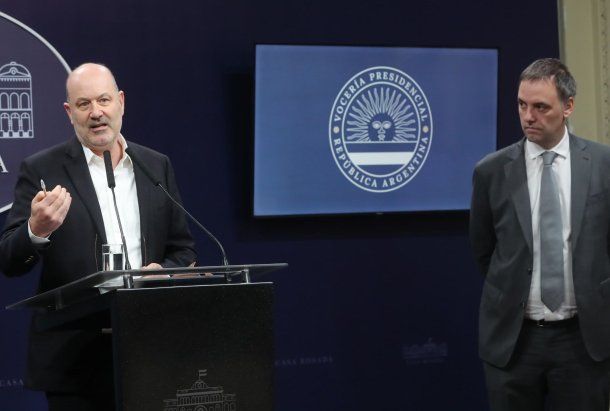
[40,179,47,197]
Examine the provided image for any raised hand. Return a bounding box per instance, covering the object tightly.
[29,185,72,238]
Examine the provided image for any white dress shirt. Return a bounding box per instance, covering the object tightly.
[524,127,577,320]
[83,136,142,270]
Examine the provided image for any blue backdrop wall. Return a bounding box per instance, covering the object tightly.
[0,1,559,409]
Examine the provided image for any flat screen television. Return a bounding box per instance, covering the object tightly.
[254,45,498,216]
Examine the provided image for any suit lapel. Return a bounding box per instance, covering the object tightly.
[62,138,107,244]
[505,139,533,255]
[130,145,153,266]
[570,135,591,249]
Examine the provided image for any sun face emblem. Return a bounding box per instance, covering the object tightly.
[371,120,392,140]
[345,88,417,143]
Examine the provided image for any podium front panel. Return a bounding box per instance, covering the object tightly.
[111,283,273,411]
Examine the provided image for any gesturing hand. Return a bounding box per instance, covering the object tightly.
[29,185,72,238]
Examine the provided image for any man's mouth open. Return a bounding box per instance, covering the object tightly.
[90,123,108,132]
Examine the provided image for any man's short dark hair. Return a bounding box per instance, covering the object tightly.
[519,58,576,104]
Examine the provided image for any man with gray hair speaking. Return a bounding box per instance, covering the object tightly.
[470,58,610,410]
[0,63,196,410]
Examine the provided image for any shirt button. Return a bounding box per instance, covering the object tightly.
[527,267,533,275]
[520,302,526,308]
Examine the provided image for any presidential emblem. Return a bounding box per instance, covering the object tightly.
[329,66,433,192]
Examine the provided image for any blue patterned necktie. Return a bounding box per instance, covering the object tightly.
[539,151,564,312]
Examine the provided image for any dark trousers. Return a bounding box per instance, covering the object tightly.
[484,319,609,411]
[46,357,115,411]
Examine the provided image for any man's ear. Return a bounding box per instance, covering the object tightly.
[563,96,575,119]
[119,90,125,115]
[63,102,74,124]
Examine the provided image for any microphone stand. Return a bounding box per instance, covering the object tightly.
[103,150,132,270]
[125,147,229,266]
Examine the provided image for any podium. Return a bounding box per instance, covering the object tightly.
[6,264,287,411]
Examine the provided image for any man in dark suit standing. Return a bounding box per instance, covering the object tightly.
[0,63,196,410]
[470,58,610,410]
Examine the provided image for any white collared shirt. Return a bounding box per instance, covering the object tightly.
[83,136,142,270]
[524,127,576,320]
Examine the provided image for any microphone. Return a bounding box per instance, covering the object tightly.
[103,151,116,189]
[125,146,229,266]
[103,150,132,270]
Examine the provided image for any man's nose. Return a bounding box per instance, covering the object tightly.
[523,107,535,123]
[89,102,103,119]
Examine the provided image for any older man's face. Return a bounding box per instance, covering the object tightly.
[63,65,124,154]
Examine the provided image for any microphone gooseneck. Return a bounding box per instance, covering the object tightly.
[103,150,132,270]
[125,147,229,266]
[102,150,116,189]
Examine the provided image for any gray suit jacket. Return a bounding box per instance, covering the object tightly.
[470,134,610,367]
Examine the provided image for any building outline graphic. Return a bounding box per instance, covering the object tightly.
[0,61,34,139]
[163,369,237,411]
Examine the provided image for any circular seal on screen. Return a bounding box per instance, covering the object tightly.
[329,66,433,193]
[0,12,72,213]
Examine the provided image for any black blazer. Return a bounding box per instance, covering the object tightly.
[0,138,196,390]
[470,134,610,367]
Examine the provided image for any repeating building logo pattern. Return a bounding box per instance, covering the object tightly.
[0,61,34,139]
[163,370,237,411]
[329,66,433,193]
